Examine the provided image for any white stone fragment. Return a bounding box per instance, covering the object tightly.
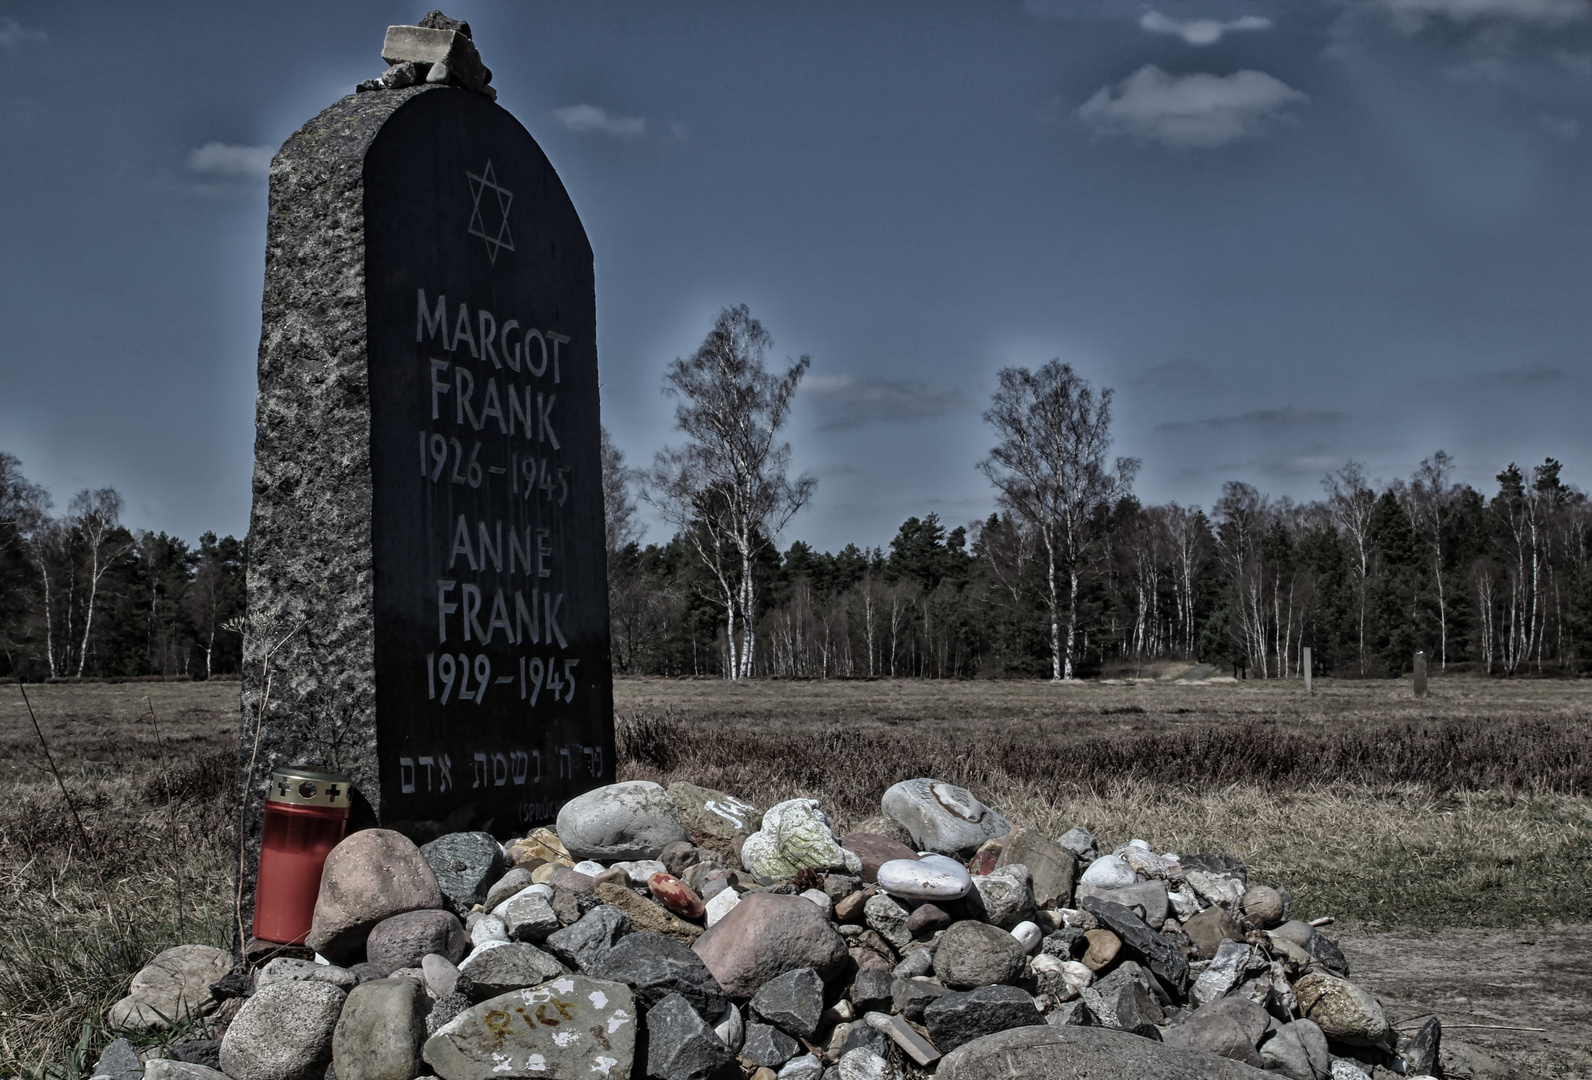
[704,887,742,928]
[1010,920,1043,954]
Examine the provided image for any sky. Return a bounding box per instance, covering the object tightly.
[1,0,1589,554]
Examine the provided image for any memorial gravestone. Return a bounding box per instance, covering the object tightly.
[239,17,613,927]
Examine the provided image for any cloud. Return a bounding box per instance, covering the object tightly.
[1139,10,1273,46]
[1261,455,1344,477]
[1155,407,1346,433]
[811,463,862,478]
[804,375,975,431]
[188,143,273,176]
[1558,50,1592,74]
[1078,66,1308,149]
[1477,364,1566,383]
[1376,0,1591,30]
[1539,114,1581,139]
[0,16,46,47]
[552,104,646,137]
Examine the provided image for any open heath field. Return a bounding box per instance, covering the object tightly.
[2,674,1590,1076]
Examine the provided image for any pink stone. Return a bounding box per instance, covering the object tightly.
[647,871,706,920]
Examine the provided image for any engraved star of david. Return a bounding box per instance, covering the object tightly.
[467,159,514,265]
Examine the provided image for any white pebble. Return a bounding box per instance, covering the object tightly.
[612,859,667,886]
[470,914,508,945]
[1079,854,1136,888]
[1010,920,1042,953]
[877,856,971,902]
[800,888,834,919]
[572,860,607,877]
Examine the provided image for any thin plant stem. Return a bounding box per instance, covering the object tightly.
[232,617,305,950]
[146,696,184,941]
[4,644,92,855]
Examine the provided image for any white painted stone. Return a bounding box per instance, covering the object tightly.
[876,856,971,902]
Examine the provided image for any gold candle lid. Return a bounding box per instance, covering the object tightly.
[266,767,353,809]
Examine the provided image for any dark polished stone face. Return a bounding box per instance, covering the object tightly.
[364,89,612,835]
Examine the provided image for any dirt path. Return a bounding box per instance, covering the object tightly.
[1339,926,1592,1079]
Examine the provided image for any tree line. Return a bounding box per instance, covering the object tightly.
[0,452,245,680]
[604,306,1592,681]
[6,304,1590,683]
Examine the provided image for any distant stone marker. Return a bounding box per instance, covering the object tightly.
[1413,650,1428,698]
[240,15,613,924]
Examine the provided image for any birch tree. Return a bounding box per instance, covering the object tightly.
[643,305,815,680]
[68,487,130,678]
[1406,450,1458,669]
[979,361,1138,680]
[1323,462,1376,675]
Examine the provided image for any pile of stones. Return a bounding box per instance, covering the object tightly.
[93,777,1448,1080]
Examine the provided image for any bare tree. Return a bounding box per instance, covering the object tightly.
[643,305,815,680]
[1323,462,1376,675]
[68,487,130,678]
[1406,450,1459,670]
[979,361,1138,680]
[600,425,641,555]
[1163,503,1211,658]
[0,453,52,662]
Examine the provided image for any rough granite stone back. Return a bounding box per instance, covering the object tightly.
[236,85,442,937]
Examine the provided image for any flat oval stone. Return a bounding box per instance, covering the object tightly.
[648,872,706,920]
[876,857,971,902]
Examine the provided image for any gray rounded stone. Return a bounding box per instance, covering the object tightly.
[331,978,429,1080]
[1259,1019,1332,1080]
[937,1024,1273,1079]
[106,945,232,1031]
[365,909,468,974]
[219,980,347,1080]
[143,1063,230,1080]
[306,830,444,966]
[880,779,1011,858]
[555,780,689,861]
[257,958,359,992]
[933,921,1027,990]
[482,868,535,912]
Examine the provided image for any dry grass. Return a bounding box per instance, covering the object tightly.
[613,674,1592,931]
[0,683,238,1079]
[3,675,1590,1076]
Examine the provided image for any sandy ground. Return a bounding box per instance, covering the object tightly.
[1342,926,1592,1079]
